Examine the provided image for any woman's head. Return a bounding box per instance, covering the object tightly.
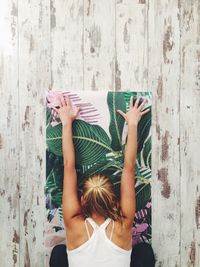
[81,174,122,221]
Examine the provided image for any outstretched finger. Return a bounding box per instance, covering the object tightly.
[134,95,141,108]
[117,109,126,119]
[56,97,62,108]
[141,108,150,115]
[60,95,66,107]
[65,95,72,107]
[74,106,80,117]
[138,98,148,111]
[129,96,134,107]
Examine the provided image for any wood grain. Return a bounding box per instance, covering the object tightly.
[18,0,50,266]
[116,0,148,91]
[180,0,200,266]
[0,1,20,266]
[51,0,84,91]
[84,0,115,91]
[1,0,200,266]
[148,0,181,265]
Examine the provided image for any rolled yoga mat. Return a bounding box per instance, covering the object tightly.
[45,91,152,262]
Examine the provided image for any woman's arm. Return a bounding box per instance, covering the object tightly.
[53,95,81,228]
[117,96,150,227]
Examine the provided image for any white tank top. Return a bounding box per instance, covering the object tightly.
[66,217,132,267]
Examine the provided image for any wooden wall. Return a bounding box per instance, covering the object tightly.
[0,0,199,266]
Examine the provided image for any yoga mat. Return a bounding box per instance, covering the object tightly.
[45,91,152,261]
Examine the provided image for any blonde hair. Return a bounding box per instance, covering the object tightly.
[81,174,123,221]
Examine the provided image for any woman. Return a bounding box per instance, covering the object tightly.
[50,94,155,267]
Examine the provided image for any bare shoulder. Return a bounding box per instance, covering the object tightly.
[110,218,133,250]
[65,214,85,227]
[113,217,133,242]
[64,215,88,250]
[65,214,86,235]
[114,217,133,234]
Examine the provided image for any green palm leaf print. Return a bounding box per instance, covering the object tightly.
[107,92,126,151]
[46,119,113,165]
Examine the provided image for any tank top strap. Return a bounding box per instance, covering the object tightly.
[85,217,98,229]
[84,219,91,239]
[110,219,115,241]
[100,218,112,229]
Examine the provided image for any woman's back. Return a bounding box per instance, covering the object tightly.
[52,94,150,267]
[66,217,132,267]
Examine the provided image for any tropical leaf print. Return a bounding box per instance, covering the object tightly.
[136,166,151,181]
[107,92,126,151]
[136,183,151,211]
[72,120,113,165]
[45,152,65,223]
[137,109,151,154]
[46,148,64,179]
[76,158,123,187]
[45,91,152,245]
[133,202,152,243]
[47,119,113,165]
[122,91,152,154]
[46,106,52,128]
[138,136,151,169]
[46,122,62,156]
[123,91,152,108]
[46,91,102,127]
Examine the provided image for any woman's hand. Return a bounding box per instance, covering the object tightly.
[117,95,150,126]
[52,95,80,126]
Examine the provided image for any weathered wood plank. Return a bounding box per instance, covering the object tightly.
[51,0,84,91]
[1,0,200,266]
[148,0,181,265]
[18,0,50,266]
[115,0,148,91]
[180,1,200,266]
[84,0,115,91]
[0,1,20,266]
